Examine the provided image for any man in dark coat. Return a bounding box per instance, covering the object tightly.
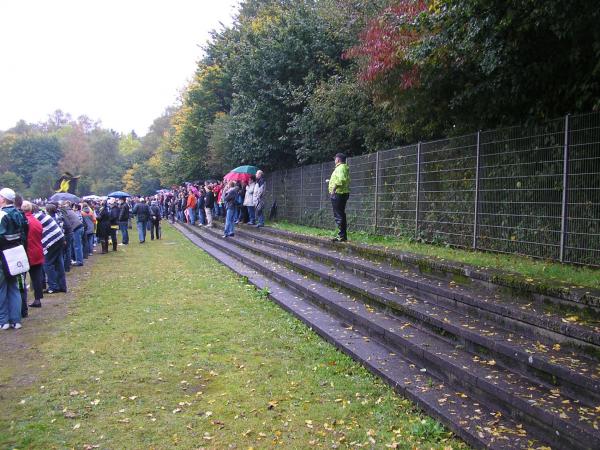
[118,198,130,245]
[108,200,120,251]
[132,198,150,243]
[96,200,111,254]
[149,201,161,240]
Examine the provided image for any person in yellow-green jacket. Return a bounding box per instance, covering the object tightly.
[328,153,350,242]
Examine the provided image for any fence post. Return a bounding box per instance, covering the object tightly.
[320,163,325,226]
[415,142,422,237]
[300,166,304,223]
[559,114,570,262]
[472,131,481,249]
[374,152,380,233]
[284,169,288,220]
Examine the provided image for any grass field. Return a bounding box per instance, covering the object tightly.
[0,226,465,449]
[271,221,600,291]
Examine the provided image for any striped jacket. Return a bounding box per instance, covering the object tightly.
[34,211,64,254]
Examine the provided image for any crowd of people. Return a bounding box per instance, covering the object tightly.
[0,154,349,331]
[158,170,266,238]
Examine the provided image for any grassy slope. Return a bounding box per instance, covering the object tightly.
[271,221,600,291]
[0,226,465,449]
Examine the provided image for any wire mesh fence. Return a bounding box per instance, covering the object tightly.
[264,112,600,266]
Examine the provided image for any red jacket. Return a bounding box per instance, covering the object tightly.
[24,211,44,266]
[186,193,197,209]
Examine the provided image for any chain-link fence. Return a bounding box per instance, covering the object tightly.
[265,112,600,266]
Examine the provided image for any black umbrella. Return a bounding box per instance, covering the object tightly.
[107,191,132,198]
[49,192,81,203]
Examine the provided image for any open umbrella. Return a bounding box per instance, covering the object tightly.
[231,165,259,175]
[223,172,252,183]
[49,192,81,203]
[223,165,260,183]
[107,191,131,198]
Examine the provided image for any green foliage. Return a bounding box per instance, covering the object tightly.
[348,0,600,139]
[0,171,26,194]
[158,0,396,181]
[0,106,178,198]
[290,75,397,163]
[3,135,62,186]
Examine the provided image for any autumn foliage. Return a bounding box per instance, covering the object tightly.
[344,0,428,86]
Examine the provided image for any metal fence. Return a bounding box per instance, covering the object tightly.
[265,112,600,266]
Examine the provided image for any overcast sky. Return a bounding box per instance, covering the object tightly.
[0,0,239,135]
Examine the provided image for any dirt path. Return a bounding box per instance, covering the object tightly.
[0,257,97,401]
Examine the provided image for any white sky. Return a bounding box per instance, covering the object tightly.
[0,0,239,135]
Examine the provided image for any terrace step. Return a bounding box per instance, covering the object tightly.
[175,223,535,449]
[212,226,600,404]
[252,225,600,312]
[180,223,600,449]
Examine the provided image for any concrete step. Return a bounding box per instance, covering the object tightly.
[181,224,600,449]
[237,225,600,351]
[209,226,600,405]
[249,225,600,312]
[174,223,534,449]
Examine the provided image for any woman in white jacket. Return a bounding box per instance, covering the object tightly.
[243,175,256,225]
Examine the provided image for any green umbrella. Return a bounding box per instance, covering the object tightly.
[231,165,259,174]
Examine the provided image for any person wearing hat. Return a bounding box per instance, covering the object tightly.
[0,187,29,330]
[328,153,351,242]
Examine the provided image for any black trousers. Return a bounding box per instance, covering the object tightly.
[331,193,349,239]
[150,220,160,240]
[109,228,118,251]
[29,264,45,302]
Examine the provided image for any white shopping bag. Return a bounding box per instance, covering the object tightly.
[2,245,30,276]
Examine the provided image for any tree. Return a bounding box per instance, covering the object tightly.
[8,135,63,185]
[289,75,398,163]
[28,165,60,199]
[0,171,26,194]
[346,0,600,139]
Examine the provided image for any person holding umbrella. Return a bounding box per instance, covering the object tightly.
[328,153,351,242]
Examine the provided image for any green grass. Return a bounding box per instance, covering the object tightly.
[0,227,466,449]
[270,221,600,291]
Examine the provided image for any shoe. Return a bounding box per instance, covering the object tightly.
[89,253,93,256]
[12,323,22,330]
[73,263,83,267]
[331,237,347,242]
[45,289,56,294]
[1,323,10,330]
[29,301,42,308]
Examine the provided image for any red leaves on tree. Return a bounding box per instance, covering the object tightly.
[344,1,428,86]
